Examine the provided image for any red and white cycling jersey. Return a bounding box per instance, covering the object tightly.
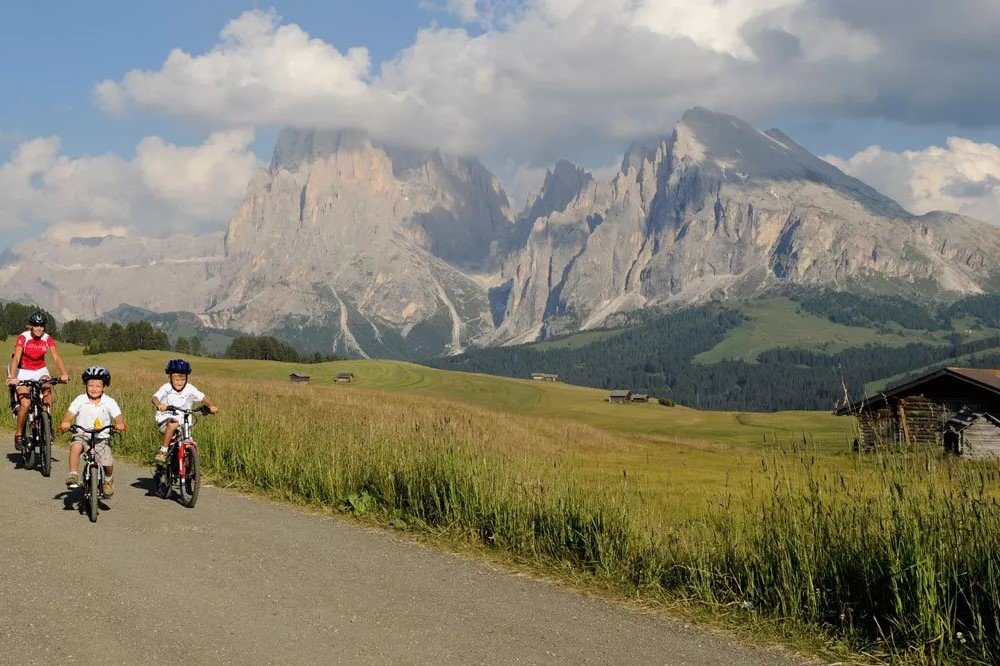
[15,331,56,371]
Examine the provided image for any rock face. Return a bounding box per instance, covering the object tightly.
[490,108,1000,343]
[205,129,512,358]
[0,233,224,322]
[2,109,999,357]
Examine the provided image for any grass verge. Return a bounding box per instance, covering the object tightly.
[40,361,998,664]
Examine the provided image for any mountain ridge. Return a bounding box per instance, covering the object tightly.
[1,108,998,358]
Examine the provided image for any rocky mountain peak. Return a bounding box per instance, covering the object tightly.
[520,160,593,225]
[270,128,376,172]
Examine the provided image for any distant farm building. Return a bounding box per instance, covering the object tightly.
[289,372,311,384]
[631,393,652,403]
[838,367,1000,456]
[336,372,355,383]
[609,390,631,404]
[944,409,1000,459]
[531,372,559,382]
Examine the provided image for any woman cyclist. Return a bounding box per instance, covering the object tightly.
[7,311,69,451]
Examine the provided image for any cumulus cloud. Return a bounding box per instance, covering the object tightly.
[827,138,1000,224]
[93,4,894,161]
[0,130,260,238]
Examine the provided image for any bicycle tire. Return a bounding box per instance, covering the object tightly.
[38,412,53,477]
[153,468,170,499]
[22,418,37,470]
[88,468,99,523]
[178,445,200,508]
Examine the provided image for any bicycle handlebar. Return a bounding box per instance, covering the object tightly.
[165,405,212,416]
[68,424,118,436]
[16,378,66,387]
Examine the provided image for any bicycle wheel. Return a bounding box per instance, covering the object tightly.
[153,467,170,499]
[178,445,200,508]
[22,418,37,470]
[38,412,53,477]
[88,468,100,523]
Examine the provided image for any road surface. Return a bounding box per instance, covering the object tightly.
[0,450,807,665]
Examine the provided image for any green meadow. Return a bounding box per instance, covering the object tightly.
[35,343,1000,663]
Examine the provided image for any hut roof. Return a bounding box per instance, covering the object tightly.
[336,372,354,379]
[837,367,1000,416]
[946,408,1000,432]
[609,389,631,398]
[289,372,311,379]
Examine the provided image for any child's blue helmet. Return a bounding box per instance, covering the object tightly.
[165,359,192,375]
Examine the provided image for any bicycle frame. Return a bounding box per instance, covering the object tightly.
[167,407,199,479]
[70,424,115,494]
[16,379,63,472]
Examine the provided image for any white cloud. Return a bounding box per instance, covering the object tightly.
[827,138,1000,224]
[42,223,128,242]
[94,5,886,162]
[0,130,260,237]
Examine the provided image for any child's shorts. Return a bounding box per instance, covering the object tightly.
[157,418,180,434]
[71,435,114,467]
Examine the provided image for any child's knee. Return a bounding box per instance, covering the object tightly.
[69,442,83,455]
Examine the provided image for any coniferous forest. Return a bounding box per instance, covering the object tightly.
[431,292,1000,411]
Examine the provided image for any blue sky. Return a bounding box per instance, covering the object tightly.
[3,0,1000,248]
[1,1,460,156]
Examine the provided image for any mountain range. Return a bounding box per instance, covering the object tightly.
[2,107,998,358]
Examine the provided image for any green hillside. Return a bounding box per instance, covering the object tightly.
[56,344,853,450]
[693,298,931,363]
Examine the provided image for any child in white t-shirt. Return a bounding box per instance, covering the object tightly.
[152,359,218,466]
[58,366,126,495]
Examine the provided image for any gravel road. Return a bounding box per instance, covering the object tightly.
[0,450,808,665]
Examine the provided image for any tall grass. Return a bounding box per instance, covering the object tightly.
[55,368,1000,662]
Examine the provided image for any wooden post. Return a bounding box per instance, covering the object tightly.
[898,402,911,446]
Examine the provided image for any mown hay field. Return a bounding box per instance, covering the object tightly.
[41,345,1000,663]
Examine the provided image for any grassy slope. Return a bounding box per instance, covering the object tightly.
[49,344,856,518]
[693,298,931,363]
[72,346,854,450]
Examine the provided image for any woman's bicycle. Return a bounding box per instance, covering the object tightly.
[15,378,65,477]
[153,405,211,508]
[68,423,117,523]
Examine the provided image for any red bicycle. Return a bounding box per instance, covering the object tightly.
[152,404,210,508]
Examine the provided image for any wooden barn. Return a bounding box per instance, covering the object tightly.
[631,393,651,404]
[289,372,311,384]
[609,390,631,404]
[336,372,355,383]
[838,367,1000,453]
[944,409,1000,459]
[531,372,559,382]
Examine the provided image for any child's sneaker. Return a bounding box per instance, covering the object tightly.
[13,436,21,451]
[103,477,115,497]
[154,449,168,466]
[65,471,80,489]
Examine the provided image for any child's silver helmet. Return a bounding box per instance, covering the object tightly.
[82,366,111,387]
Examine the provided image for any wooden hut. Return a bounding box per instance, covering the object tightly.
[530,372,559,382]
[944,409,1000,459]
[838,367,1000,452]
[630,393,651,403]
[289,372,311,384]
[609,390,631,404]
[336,372,354,383]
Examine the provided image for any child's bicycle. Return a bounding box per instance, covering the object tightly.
[13,378,66,477]
[68,423,117,523]
[153,405,211,508]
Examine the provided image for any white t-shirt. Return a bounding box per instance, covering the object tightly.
[68,394,122,440]
[153,382,205,425]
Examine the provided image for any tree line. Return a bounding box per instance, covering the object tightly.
[23,309,339,363]
[430,305,1000,411]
